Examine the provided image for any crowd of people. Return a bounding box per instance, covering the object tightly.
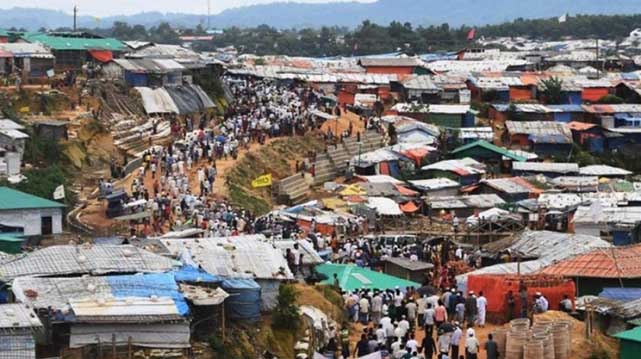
[104,75,339,238]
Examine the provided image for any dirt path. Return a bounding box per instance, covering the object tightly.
[77,137,275,233]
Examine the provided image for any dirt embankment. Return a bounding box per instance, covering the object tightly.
[224,133,325,215]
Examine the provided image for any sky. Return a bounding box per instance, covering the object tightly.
[1,0,374,16]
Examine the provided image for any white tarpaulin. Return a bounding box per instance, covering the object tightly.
[69,323,190,348]
[367,197,403,216]
[135,87,179,114]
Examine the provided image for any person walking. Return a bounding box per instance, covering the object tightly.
[476,291,487,328]
[464,332,479,359]
[484,333,499,359]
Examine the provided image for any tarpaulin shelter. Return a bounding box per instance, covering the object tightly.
[89,50,113,63]
[600,288,641,302]
[221,278,261,322]
[165,85,216,115]
[316,263,420,292]
[467,274,575,323]
[400,201,419,213]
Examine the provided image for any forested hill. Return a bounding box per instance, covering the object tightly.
[3,0,641,29]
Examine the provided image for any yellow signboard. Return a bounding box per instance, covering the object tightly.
[251,174,273,188]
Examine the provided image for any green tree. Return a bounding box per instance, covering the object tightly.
[596,95,624,104]
[272,284,300,331]
[540,77,564,105]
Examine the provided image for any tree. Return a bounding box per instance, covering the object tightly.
[540,77,564,105]
[596,95,624,104]
[272,284,300,331]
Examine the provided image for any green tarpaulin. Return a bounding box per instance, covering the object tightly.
[0,235,23,254]
[316,263,420,292]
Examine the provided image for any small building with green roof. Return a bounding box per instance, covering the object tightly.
[21,32,126,70]
[316,263,421,292]
[0,187,65,237]
[614,326,641,359]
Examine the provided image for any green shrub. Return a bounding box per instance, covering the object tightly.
[272,284,300,331]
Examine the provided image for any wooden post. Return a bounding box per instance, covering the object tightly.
[112,333,116,359]
[222,304,226,342]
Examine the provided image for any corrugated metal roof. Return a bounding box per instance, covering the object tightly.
[160,235,294,280]
[506,120,572,138]
[0,43,53,58]
[0,304,42,330]
[481,177,541,194]
[579,165,632,176]
[512,161,579,174]
[421,158,486,175]
[70,297,181,323]
[113,59,185,73]
[0,120,25,131]
[541,244,641,279]
[0,245,179,281]
[359,57,424,67]
[0,187,64,211]
[127,44,198,59]
[401,75,440,91]
[0,129,29,140]
[409,178,460,191]
[22,32,125,51]
[428,194,505,209]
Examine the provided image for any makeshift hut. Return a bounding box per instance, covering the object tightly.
[160,235,293,311]
[467,274,575,323]
[383,257,434,283]
[316,263,420,292]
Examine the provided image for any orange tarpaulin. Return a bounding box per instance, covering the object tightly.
[395,185,419,197]
[89,50,113,63]
[582,88,610,102]
[402,148,431,166]
[400,201,419,213]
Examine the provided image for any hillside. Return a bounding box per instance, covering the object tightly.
[3,0,641,29]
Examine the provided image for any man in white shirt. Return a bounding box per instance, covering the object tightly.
[465,332,480,359]
[405,300,418,328]
[375,324,386,344]
[398,315,410,338]
[476,291,488,327]
[405,333,419,354]
[381,315,394,341]
[359,296,370,324]
[424,303,436,337]
[371,292,383,325]
[417,295,428,326]
[450,323,463,359]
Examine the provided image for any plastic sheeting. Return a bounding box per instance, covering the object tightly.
[172,265,222,283]
[107,273,189,316]
[135,87,179,114]
[599,288,641,302]
[165,85,215,115]
[69,323,190,349]
[221,279,261,322]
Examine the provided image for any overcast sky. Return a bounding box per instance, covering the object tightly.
[1,0,374,16]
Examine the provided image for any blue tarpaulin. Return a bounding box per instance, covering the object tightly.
[221,278,261,322]
[106,273,190,316]
[600,288,641,302]
[173,265,222,283]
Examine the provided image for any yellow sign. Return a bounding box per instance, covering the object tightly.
[19,106,30,113]
[251,174,272,188]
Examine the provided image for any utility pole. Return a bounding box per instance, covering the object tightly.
[73,5,78,32]
[207,0,211,30]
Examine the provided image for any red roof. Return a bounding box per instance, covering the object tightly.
[541,244,641,279]
[400,201,419,213]
[567,121,597,131]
